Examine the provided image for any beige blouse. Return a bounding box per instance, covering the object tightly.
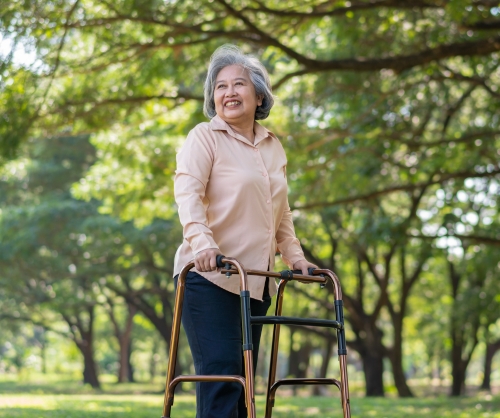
[173,115,305,300]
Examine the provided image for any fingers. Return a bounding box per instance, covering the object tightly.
[209,254,217,271]
[293,260,318,277]
[195,249,221,272]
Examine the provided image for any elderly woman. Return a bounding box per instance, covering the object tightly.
[173,44,317,418]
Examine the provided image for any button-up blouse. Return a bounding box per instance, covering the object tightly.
[173,115,305,300]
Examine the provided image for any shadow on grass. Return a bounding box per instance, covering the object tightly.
[0,395,194,418]
[1,394,500,418]
[0,377,166,395]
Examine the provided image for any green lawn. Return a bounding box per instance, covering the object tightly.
[0,376,499,417]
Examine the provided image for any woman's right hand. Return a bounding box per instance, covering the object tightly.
[194,248,222,272]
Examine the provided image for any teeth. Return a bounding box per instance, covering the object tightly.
[225,101,240,106]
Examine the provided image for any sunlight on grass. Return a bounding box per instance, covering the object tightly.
[0,391,499,418]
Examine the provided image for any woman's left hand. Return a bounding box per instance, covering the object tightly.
[293,259,319,276]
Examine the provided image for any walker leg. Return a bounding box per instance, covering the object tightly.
[162,270,188,418]
[265,280,287,418]
[335,299,350,418]
[241,289,256,418]
[339,355,351,418]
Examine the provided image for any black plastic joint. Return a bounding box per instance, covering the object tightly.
[240,290,253,352]
[334,300,347,355]
[334,300,344,317]
[215,254,225,268]
[280,270,293,280]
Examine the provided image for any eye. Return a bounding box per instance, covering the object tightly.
[216,84,225,89]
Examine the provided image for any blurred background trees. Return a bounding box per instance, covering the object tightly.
[1,0,499,397]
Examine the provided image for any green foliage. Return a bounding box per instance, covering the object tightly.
[1,0,500,397]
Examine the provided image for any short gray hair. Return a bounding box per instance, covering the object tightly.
[203,45,274,120]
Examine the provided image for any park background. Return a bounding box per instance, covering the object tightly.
[0,1,499,416]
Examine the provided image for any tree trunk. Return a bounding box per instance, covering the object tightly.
[450,327,465,395]
[360,349,385,396]
[450,326,477,396]
[388,314,413,397]
[63,307,101,389]
[127,340,135,383]
[480,339,500,391]
[287,330,312,395]
[313,336,334,396]
[80,342,101,389]
[351,322,386,397]
[150,338,159,381]
[117,340,129,383]
[40,338,47,374]
[107,301,137,383]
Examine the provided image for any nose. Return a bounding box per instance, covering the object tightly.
[226,84,236,96]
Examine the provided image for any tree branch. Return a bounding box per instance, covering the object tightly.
[292,167,500,210]
[243,0,442,18]
[409,233,500,246]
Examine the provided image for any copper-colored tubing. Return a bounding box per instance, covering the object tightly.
[319,270,350,417]
[162,257,256,418]
[163,261,350,418]
[265,279,288,418]
[314,268,343,300]
[171,374,246,387]
[162,261,193,418]
[226,257,256,416]
[338,355,351,417]
[222,268,327,284]
[270,377,341,394]
[263,268,350,418]
[315,270,350,418]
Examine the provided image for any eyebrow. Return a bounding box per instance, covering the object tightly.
[215,77,248,84]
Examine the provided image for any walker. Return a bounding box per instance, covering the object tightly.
[161,255,351,418]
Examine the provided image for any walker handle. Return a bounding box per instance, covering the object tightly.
[292,268,317,276]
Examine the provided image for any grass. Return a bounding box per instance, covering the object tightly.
[0,375,499,417]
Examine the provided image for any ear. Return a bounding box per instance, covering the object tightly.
[257,94,264,107]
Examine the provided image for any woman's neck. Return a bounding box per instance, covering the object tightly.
[228,120,255,144]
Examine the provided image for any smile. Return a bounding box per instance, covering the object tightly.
[225,101,241,107]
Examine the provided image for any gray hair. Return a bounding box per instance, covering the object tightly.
[203,45,274,120]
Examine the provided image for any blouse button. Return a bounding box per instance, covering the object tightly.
[262,172,267,177]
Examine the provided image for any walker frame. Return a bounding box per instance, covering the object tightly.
[161,256,351,418]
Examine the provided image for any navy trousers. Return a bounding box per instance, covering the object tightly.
[175,271,271,418]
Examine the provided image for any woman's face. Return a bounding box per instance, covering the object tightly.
[214,65,263,126]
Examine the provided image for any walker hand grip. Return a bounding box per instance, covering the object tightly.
[292,268,317,276]
[216,255,226,268]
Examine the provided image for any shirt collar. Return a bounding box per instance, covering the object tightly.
[209,114,277,146]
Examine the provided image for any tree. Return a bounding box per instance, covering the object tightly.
[2,0,500,396]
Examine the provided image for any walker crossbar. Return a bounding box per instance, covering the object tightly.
[161,257,351,418]
[270,377,341,392]
[267,377,342,407]
[251,316,343,329]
